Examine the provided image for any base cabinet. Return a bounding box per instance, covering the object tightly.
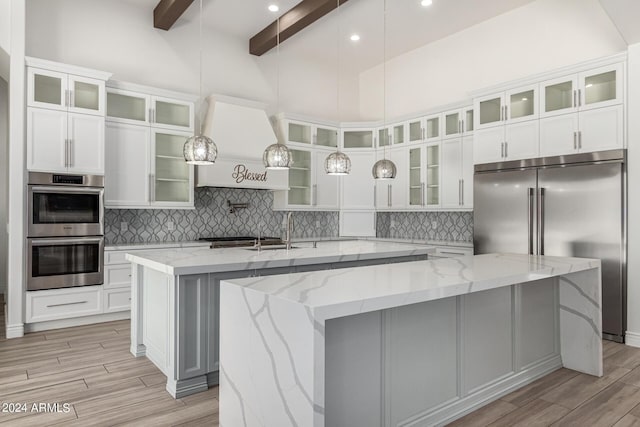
[26,286,104,323]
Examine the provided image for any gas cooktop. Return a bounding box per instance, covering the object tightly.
[198,236,284,248]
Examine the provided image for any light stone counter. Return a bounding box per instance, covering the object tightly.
[220,253,602,426]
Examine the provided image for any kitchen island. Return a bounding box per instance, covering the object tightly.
[220,253,602,427]
[126,240,433,398]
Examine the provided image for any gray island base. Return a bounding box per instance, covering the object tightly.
[220,253,602,427]
[125,240,432,398]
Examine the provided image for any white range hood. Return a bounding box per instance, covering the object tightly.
[196,95,288,190]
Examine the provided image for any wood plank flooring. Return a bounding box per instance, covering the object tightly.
[2,294,640,426]
[0,301,219,426]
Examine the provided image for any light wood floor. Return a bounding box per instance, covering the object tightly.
[0,300,219,426]
[2,295,640,427]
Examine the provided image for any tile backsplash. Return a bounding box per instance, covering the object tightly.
[376,211,473,242]
[104,187,339,245]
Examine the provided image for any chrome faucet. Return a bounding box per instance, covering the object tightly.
[284,212,294,250]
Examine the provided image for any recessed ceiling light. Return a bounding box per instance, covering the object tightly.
[350,34,361,42]
[522,97,528,101]
[268,4,279,12]
[421,0,433,7]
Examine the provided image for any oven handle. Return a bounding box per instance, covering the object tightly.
[29,186,104,195]
[29,237,104,246]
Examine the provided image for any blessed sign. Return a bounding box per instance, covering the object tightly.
[231,164,268,184]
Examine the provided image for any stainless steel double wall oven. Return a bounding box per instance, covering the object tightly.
[26,172,105,291]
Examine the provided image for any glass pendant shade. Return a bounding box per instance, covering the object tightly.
[183,134,218,165]
[263,143,292,170]
[325,151,351,175]
[372,158,397,180]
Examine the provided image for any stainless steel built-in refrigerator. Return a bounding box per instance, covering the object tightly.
[473,150,627,342]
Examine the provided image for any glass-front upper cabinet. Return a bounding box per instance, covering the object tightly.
[287,122,312,144]
[315,126,338,148]
[287,149,312,206]
[393,124,405,145]
[443,110,462,139]
[506,85,537,124]
[376,124,404,148]
[425,143,441,207]
[541,63,623,118]
[28,68,105,116]
[107,88,151,124]
[342,129,374,149]
[476,95,505,129]
[408,147,424,207]
[425,114,441,141]
[151,96,194,132]
[377,128,391,148]
[463,106,474,133]
[152,130,194,206]
[578,63,624,111]
[408,118,425,144]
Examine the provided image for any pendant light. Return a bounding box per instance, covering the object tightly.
[372,0,396,180]
[184,0,218,165]
[325,0,351,176]
[263,16,292,170]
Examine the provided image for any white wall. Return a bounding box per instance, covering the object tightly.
[626,43,640,346]
[359,0,627,120]
[0,78,6,299]
[24,0,359,121]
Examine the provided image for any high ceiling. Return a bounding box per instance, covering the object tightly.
[131,0,538,73]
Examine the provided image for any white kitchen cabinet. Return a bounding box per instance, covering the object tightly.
[540,63,623,118]
[104,289,131,313]
[474,115,539,164]
[273,148,339,210]
[443,106,474,139]
[26,286,104,323]
[476,84,538,130]
[375,148,407,210]
[26,58,110,175]
[377,123,405,148]
[539,104,623,157]
[341,151,376,209]
[442,136,473,209]
[27,108,105,174]
[104,82,197,208]
[105,122,150,207]
[407,143,441,208]
[27,66,106,116]
[282,119,339,149]
[425,143,441,207]
[342,128,374,150]
[407,113,441,144]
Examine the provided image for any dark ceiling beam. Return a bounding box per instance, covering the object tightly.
[154,0,195,31]
[250,0,349,56]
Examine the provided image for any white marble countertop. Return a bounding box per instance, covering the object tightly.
[126,240,434,276]
[105,241,211,251]
[223,253,600,320]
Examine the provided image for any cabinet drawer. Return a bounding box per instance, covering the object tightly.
[104,265,132,289]
[26,286,103,323]
[105,251,128,265]
[434,247,473,258]
[104,288,131,313]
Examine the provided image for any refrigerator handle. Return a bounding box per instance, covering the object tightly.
[538,187,546,255]
[528,188,535,255]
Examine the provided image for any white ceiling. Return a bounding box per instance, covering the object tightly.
[598,0,640,44]
[131,0,538,74]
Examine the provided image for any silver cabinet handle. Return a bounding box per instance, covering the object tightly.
[504,105,508,121]
[313,184,317,206]
[528,188,535,255]
[578,131,582,149]
[504,142,508,158]
[47,301,88,308]
[461,178,464,206]
[387,184,391,207]
[149,108,153,123]
[573,90,577,108]
[64,139,68,167]
[150,174,154,202]
[421,182,425,206]
[373,185,376,206]
[422,128,425,141]
[538,188,545,255]
[500,142,504,159]
[573,132,577,150]
[69,90,74,108]
[578,89,582,107]
[458,179,462,205]
[68,139,73,167]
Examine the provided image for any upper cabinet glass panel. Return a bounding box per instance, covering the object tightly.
[584,71,616,106]
[393,124,404,144]
[107,92,147,122]
[316,127,337,147]
[288,122,312,144]
[34,74,63,106]
[465,109,474,132]
[343,130,373,149]
[409,147,423,206]
[154,132,191,203]
[426,117,440,139]
[72,80,100,112]
[154,99,191,129]
[445,112,460,137]
[510,90,535,119]
[544,81,573,113]
[479,97,502,126]
[378,128,390,147]
[409,120,423,143]
[288,149,312,206]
